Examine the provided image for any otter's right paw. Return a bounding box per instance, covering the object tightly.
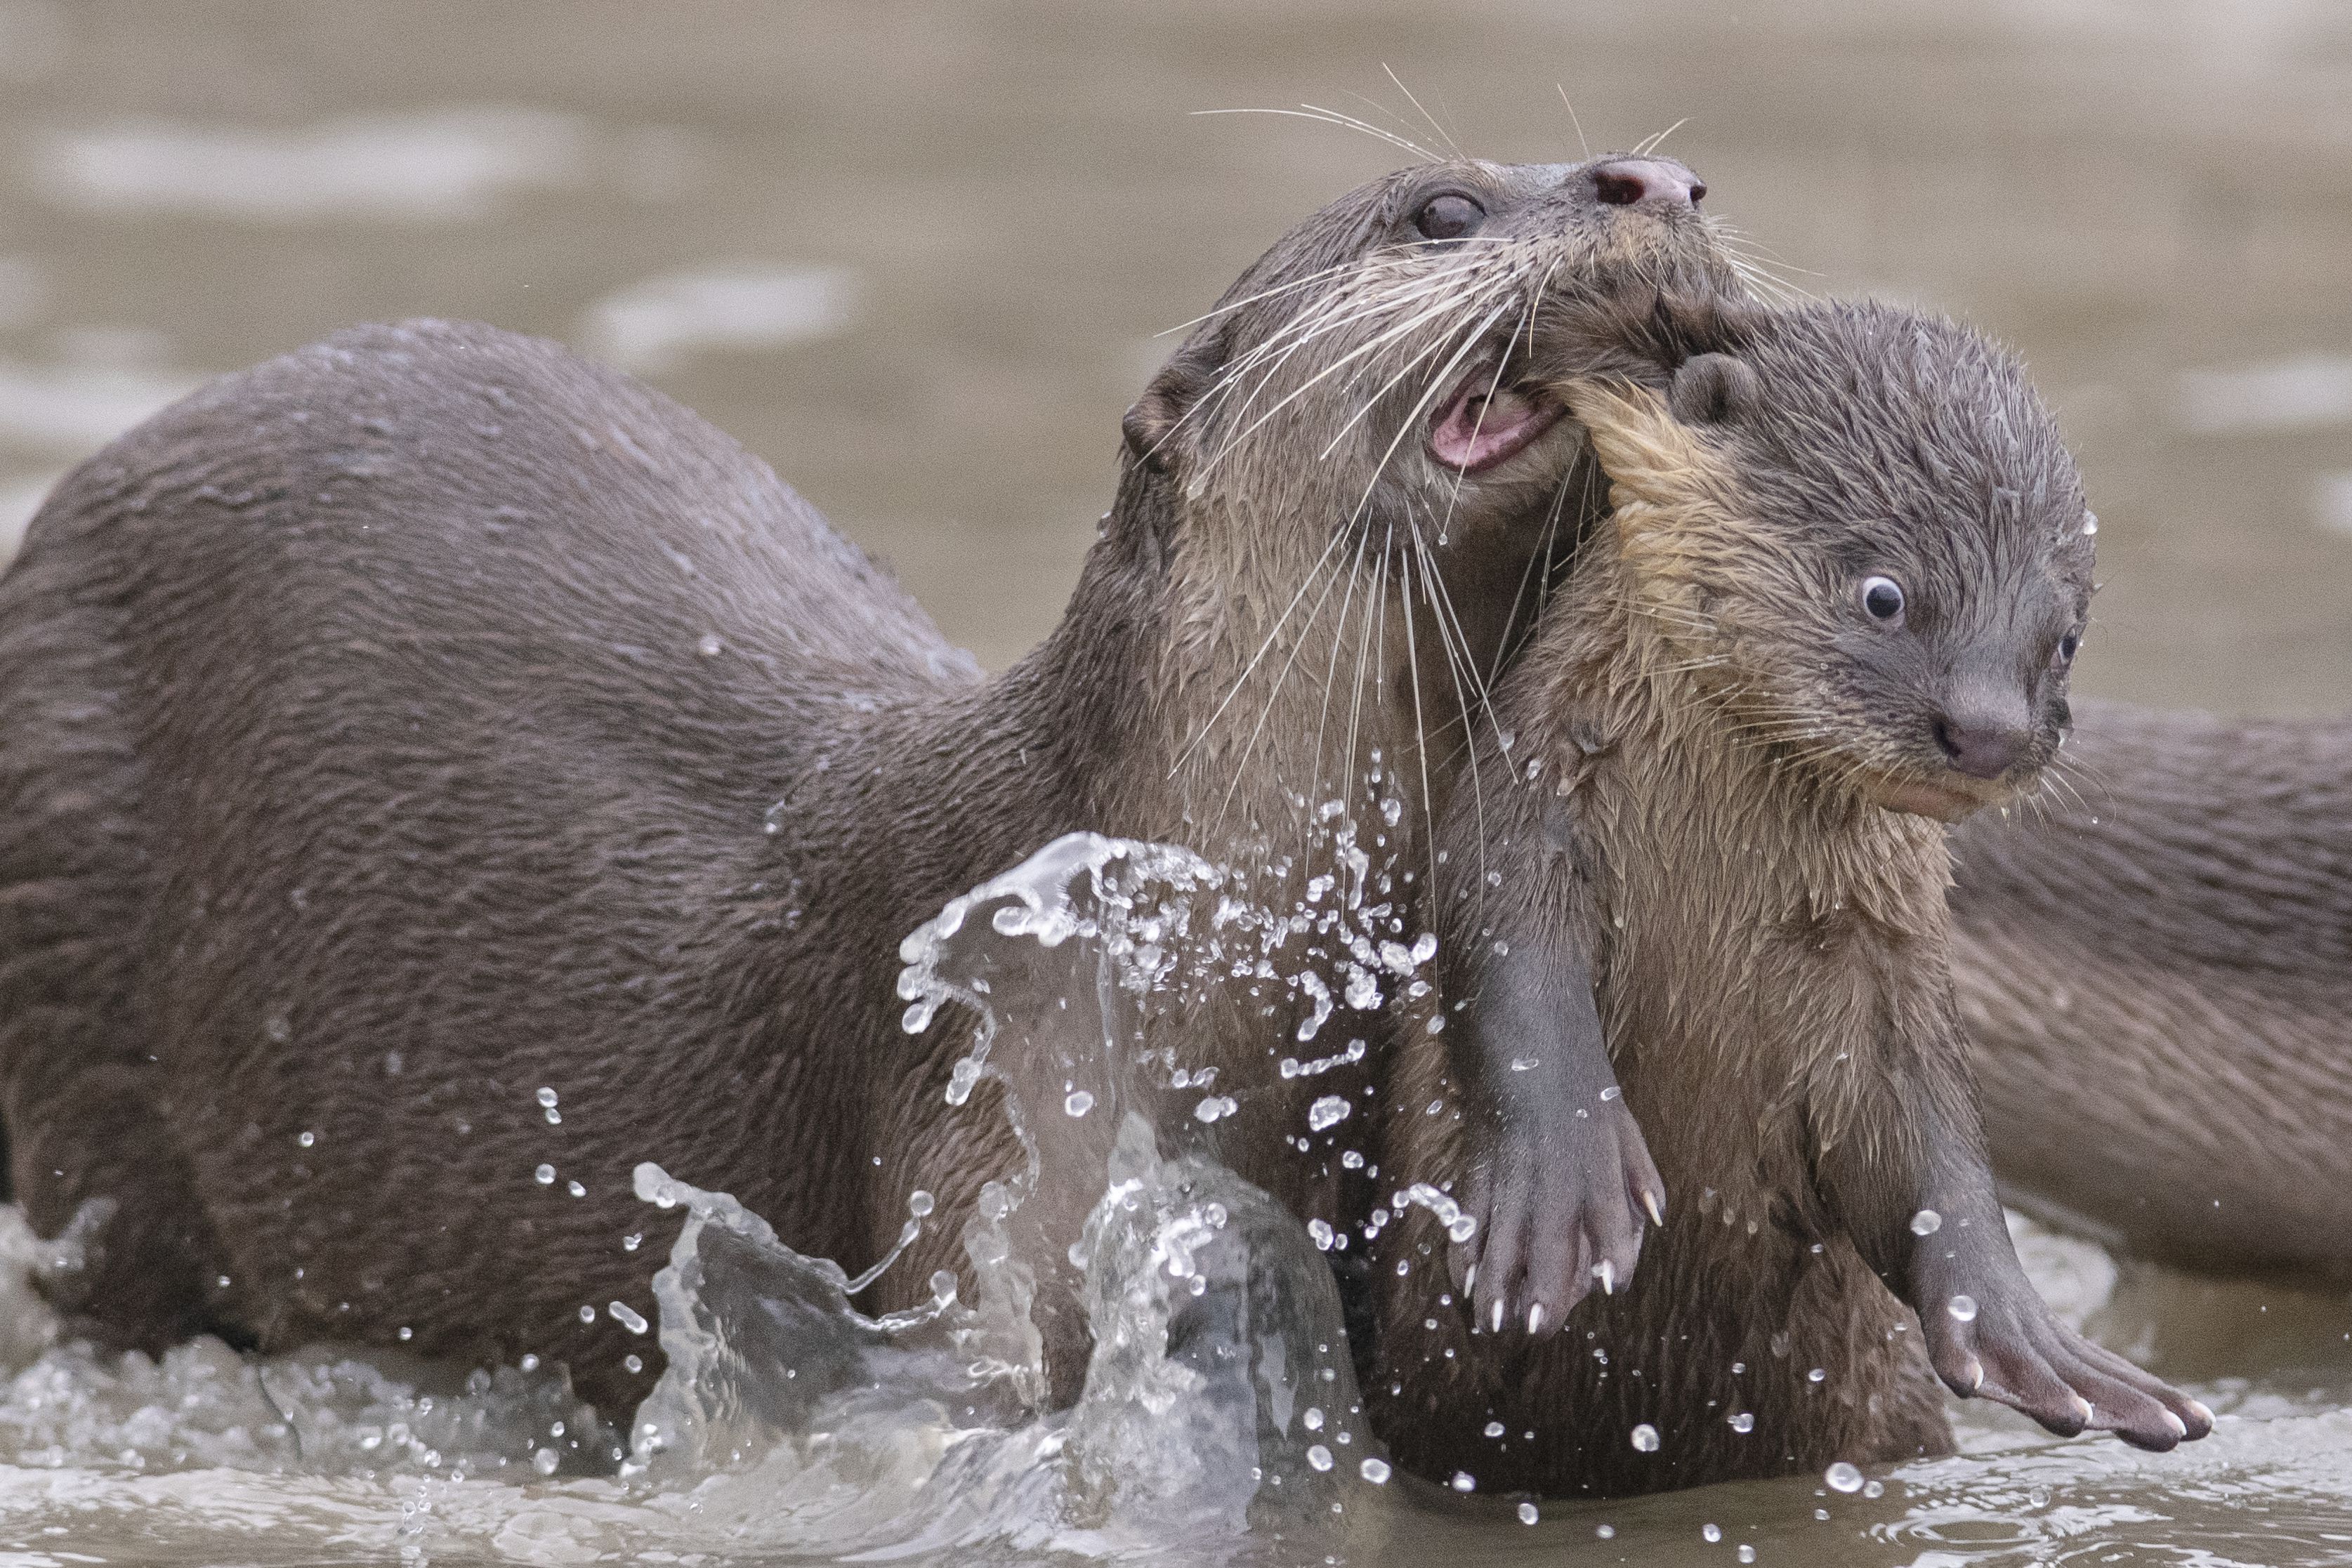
[1449,1097,1664,1338]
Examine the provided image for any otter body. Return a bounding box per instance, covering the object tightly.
[1373,303,2207,1496]
[0,157,1735,1414]
[1952,700,2352,1278]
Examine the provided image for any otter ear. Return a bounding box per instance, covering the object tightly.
[1667,353,1760,428]
[1122,326,1229,475]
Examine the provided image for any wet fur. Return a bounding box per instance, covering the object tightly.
[1370,305,2202,1496]
[0,158,1737,1416]
[1952,700,2352,1279]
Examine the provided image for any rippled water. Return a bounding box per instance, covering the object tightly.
[1,1,2349,1563]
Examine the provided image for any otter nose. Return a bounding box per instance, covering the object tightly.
[1932,704,2031,780]
[1590,157,1705,210]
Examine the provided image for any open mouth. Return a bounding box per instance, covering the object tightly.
[1428,364,1567,473]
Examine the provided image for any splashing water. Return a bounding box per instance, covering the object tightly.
[1,834,2346,1564]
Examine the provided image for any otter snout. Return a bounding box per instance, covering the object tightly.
[1932,702,2032,781]
[1589,157,1705,211]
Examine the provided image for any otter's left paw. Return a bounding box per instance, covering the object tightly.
[1923,1285,2213,1451]
[1447,1097,1664,1339]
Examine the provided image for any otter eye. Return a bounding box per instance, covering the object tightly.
[1414,193,1485,241]
[2056,630,2081,665]
[1860,575,1905,624]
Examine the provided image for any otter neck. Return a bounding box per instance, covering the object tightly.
[1573,551,1950,937]
[1028,457,1446,883]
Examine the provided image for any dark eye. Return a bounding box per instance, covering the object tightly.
[1860,575,1905,624]
[1414,192,1485,241]
[2056,630,2081,665]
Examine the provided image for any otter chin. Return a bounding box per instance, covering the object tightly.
[1861,768,2006,822]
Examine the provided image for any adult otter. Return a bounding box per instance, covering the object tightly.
[1370,301,2209,1497]
[0,154,1734,1418]
[1950,703,2352,1279]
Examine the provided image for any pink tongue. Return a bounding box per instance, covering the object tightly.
[1429,377,1561,472]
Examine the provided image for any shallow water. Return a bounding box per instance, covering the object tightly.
[1,1,2351,1563]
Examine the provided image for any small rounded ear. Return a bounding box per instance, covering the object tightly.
[1667,353,1761,428]
[1122,325,1230,475]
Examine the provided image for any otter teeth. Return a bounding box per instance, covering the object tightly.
[1594,1259,1617,1295]
[1527,1303,1546,1334]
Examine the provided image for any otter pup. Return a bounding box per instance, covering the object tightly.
[1371,301,2212,1496]
[0,154,1734,1416]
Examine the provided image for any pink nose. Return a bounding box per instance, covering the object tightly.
[1591,158,1705,210]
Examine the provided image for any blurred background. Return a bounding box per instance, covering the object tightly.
[0,0,2347,709]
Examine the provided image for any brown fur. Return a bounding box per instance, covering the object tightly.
[1369,303,2207,1497]
[0,157,1738,1416]
[1950,700,2352,1279]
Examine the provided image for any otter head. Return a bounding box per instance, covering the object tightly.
[1111,154,1742,826]
[1565,301,2095,823]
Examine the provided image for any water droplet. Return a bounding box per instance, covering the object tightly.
[624,1353,643,1373]
[907,1188,934,1217]
[536,1087,558,1108]
[697,632,723,657]
[296,1130,315,1148]
[1307,1444,1334,1472]
[1064,1088,1095,1117]
[1308,1218,1336,1251]
[1450,1471,1476,1492]
[1509,1057,1539,1072]
[1359,1456,1391,1484]
[607,1300,648,1334]
[1483,1420,1506,1438]
[519,1353,539,1371]
[1303,1406,1324,1431]
[622,1232,642,1251]
[763,800,789,836]
[1308,1094,1351,1130]
[1825,1461,1864,1493]
[1194,1094,1237,1123]
[578,1305,596,1323]
[1739,1547,1757,1562]
[532,1447,559,1475]
[567,1180,586,1197]
[1947,1294,1978,1323]
[1597,1524,1617,1539]
[1518,1501,1539,1524]
[1729,1411,1754,1433]
[265,1015,292,1043]
[534,1164,556,1185]
[1909,1208,1942,1237]
[2083,513,2098,535]
[1630,1423,1660,1452]
[398,1325,414,1342]
[1808,1366,1827,1383]
[1864,1480,1884,1498]
[1704,1523,1723,1542]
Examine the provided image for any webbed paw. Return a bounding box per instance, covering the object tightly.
[1448,1095,1663,1338]
[1922,1280,2212,1450]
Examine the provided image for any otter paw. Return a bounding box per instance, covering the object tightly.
[1924,1287,2213,1451]
[1448,1098,1664,1338]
